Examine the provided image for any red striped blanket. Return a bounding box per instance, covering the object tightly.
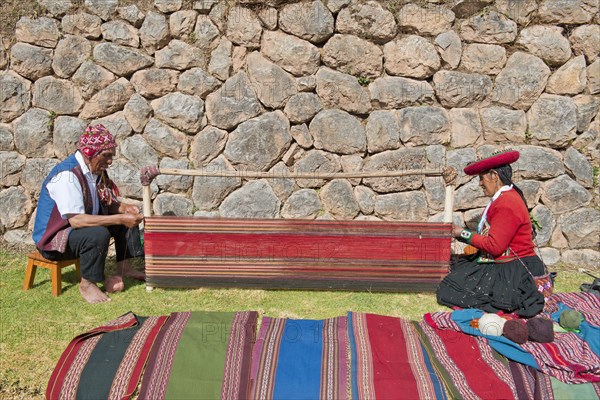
[144,217,452,292]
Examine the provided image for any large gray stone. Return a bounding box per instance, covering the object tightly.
[205,72,261,130]
[279,1,334,44]
[32,77,84,115]
[193,15,220,49]
[424,177,446,212]
[435,31,462,69]
[101,20,139,48]
[84,0,118,20]
[0,72,31,123]
[363,148,426,193]
[15,17,60,48]
[520,180,542,207]
[513,146,564,180]
[570,24,600,63]
[61,13,102,39]
[561,249,600,268]
[178,68,221,98]
[209,39,232,81]
[460,44,506,75]
[4,229,35,246]
[460,11,517,44]
[139,12,170,55]
[267,162,296,201]
[281,189,321,219]
[144,118,188,158]
[433,71,492,108]
[310,110,365,154]
[190,126,227,167]
[491,52,550,110]
[480,107,526,144]
[449,108,482,148]
[156,158,193,193]
[93,43,154,77]
[117,5,145,28]
[0,187,32,229]
[257,6,278,30]
[10,43,53,81]
[191,155,241,210]
[119,134,158,169]
[546,56,587,95]
[71,61,116,100]
[355,185,376,215]
[315,68,370,115]
[284,93,322,124]
[399,106,451,146]
[155,40,207,70]
[20,158,59,196]
[80,78,134,120]
[450,0,494,18]
[538,0,598,24]
[124,94,152,133]
[447,148,477,186]
[151,92,204,134]
[170,10,198,39]
[527,94,577,149]
[13,108,53,158]
[340,154,362,186]
[574,95,600,133]
[517,25,572,66]
[320,179,359,219]
[91,111,132,141]
[220,180,280,218]
[131,69,180,99]
[224,111,291,171]
[53,116,87,159]
[539,247,560,266]
[247,52,297,109]
[495,0,538,25]
[336,1,396,43]
[454,178,489,210]
[155,0,182,13]
[397,4,455,36]
[365,110,400,154]
[52,35,91,79]
[293,150,341,188]
[427,145,447,169]
[541,174,591,213]
[368,77,434,109]
[153,193,193,216]
[0,124,13,151]
[374,191,429,221]
[0,152,25,187]
[530,204,553,246]
[560,208,600,249]
[38,0,75,17]
[384,36,440,79]
[109,158,157,200]
[322,34,383,79]
[261,30,320,76]
[564,147,594,188]
[226,6,262,47]
[290,124,313,149]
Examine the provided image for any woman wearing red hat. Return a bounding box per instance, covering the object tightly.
[436,150,545,317]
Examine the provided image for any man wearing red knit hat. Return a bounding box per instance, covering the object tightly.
[33,124,144,303]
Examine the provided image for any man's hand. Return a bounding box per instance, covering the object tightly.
[120,212,144,228]
[120,203,140,215]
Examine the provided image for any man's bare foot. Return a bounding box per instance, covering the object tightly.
[118,260,146,281]
[79,279,111,304]
[105,275,125,293]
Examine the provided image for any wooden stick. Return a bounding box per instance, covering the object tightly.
[443,185,455,223]
[158,167,445,180]
[143,185,152,218]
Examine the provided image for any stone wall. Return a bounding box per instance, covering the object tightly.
[0,0,598,266]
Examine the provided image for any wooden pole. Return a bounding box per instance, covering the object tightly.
[158,168,445,180]
[443,185,454,224]
[142,185,152,218]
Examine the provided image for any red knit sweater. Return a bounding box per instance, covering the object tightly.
[470,189,536,262]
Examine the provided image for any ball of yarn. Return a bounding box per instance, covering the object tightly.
[527,317,554,343]
[503,319,528,344]
[559,310,582,330]
[478,313,506,336]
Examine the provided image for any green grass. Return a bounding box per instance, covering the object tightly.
[0,248,591,398]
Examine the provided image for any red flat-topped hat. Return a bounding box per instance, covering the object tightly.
[464,150,520,175]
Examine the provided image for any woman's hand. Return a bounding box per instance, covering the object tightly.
[452,224,464,237]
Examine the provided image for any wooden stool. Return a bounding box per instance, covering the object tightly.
[23,251,81,296]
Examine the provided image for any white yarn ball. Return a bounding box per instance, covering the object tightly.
[478,313,506,336]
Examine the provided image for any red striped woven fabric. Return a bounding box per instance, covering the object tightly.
[144,217,452,292]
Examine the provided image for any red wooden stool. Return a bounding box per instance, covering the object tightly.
[23,251,81,296]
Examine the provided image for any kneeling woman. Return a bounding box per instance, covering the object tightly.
[437,150,545,317]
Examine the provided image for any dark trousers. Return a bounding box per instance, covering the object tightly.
[38,225,143,283]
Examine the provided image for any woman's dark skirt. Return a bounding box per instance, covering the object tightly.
[436,254,545,317]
